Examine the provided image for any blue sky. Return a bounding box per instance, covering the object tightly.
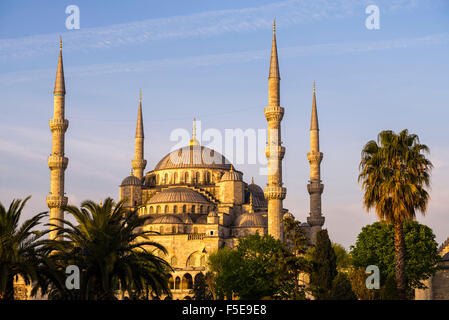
[0,0,448,249]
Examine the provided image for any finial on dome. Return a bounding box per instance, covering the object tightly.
[139,89,141,103]
[251,177,254,184]
[99,199,103,206]
[230,164,234,172]
[59,36,62,50]
[131,168,134,176]
[273,19,276,34]
[313,81,315,93]
[189,118,199,146]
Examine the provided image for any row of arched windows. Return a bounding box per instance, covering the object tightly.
[168,273,205,290]
[149,226,200,234]
[144,204,213,214]
[152,170,220,186]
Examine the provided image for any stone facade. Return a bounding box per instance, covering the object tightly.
[415,237,449,300]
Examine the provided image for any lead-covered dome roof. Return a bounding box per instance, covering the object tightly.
[148,187,210,204]
[154,145,232,171]
[248,183,267,207]
[151,215,183,224]
[120,175,141,187]
[234,212,267,228]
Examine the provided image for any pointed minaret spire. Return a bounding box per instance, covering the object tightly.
[132,90,147,179]
[264,20,286,241]
[269,19,280,80]
[307,82,325,244]
[47,38,69,240]
[54,36,66,95]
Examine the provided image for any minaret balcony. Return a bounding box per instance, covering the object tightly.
[49,119,69,132]
[307,151,323,164]
[264,106,284,121]
[265,146,285,159]
[46,195,68,208]
[264,186,286,200]
[132,158,147,169]
[307,182,324,194]
[48,156,68,170]
[307,215,325,227]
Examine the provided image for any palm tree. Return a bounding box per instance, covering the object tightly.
[358,129,432,299]
[43,198,172,300]
[0,196,47,300]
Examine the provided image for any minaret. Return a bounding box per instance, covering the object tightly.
[264,20,286,240]
[307,82,325,244]
[47,37,69,240]
[131,90,147,179]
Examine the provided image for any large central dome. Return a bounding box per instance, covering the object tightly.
[154,145,232,171]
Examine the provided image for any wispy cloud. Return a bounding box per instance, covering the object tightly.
[1,32,448,86]
[0,0,422,60]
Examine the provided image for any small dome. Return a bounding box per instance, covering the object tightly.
[221,166,242,182]
[283,212,294,220]
[151,215,183,224]
[234,212,266,228]
[248,183,267,207]
[121,175,141,187]
[148,187,210,204]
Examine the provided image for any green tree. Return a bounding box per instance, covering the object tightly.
[332,243,351,270]
[0,196,47,300]
[359,129,432,299]
[309,229,337,299]
[207,247,240,299]
[351,221,439,298]
[347,268,377,300]
[192,272,213,300]
[330,273,357,300]
[275,215,310,299]
[41,198,172,300]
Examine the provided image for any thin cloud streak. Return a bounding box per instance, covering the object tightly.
[1,33,448,86]
[0,0,419,60]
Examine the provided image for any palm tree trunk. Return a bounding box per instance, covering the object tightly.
[394,220,407,299]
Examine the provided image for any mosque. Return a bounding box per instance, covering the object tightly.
[47,22,326,299]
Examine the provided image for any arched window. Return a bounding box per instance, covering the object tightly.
[164,173,168,184]
[191,205,195,213]
[159,226,163,234]
[164,205,168,213]
[195,171,200,184]
[199,205,203,214]
[206,171,211,183]
[193,227,198,234]
[185,172,189,184]
[149,206,154,214]
[174,172,178,184]
[173,205,178,213]
[169,278,174,290]
[175,277,181,290]
[172,226,176,234]
[156,205,160,213]
[183,274,193,290]
[182,205,186,213]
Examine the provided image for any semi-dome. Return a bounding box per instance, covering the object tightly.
[148,187,210,204]
[154,145,232,171]
[234,212,266,228]
[151,215,183,224]
[248,182,267,207]
[120,175,141,187]
[220,166,242,182]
